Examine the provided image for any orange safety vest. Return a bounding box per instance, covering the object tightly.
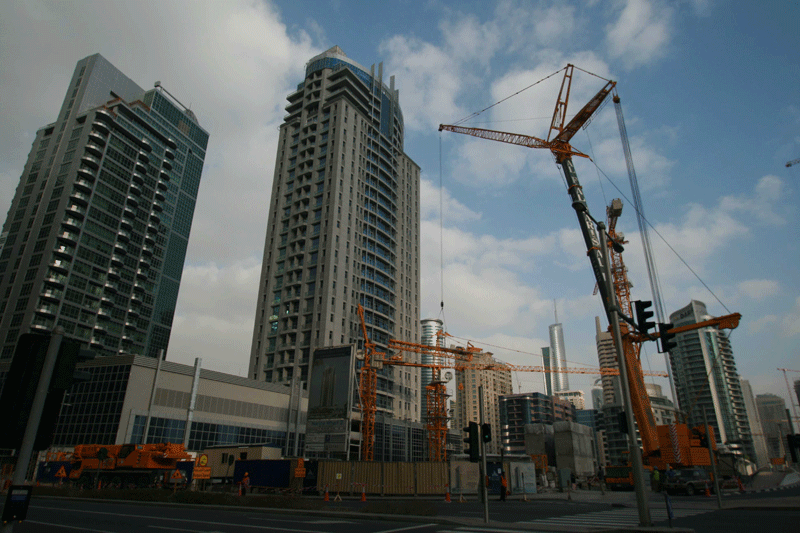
[501,475,507,488]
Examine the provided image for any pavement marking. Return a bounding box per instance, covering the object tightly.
[375,524,438,533]
[32,505,331,533]
[25,520,115,533]
[516,506,713,528]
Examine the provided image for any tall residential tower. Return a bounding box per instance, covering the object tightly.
[669,300,754,460]
[0,54,208,360]
[248,47,421,423]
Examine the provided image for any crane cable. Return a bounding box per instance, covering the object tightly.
[438,133,447,331]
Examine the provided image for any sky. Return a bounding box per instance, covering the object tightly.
[1,0,799,413]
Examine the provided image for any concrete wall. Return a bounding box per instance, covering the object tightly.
[554,421,595,476]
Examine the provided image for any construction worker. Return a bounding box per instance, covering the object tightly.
[499,471,508,501]
[241,472,250,495]
[652,468,661,491]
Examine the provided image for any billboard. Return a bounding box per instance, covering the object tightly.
[307,345,355,421]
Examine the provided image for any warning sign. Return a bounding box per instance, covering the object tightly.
[196,454,208,467]
[294,458,306,478]
[55,466,67,479]
[170,469,184,481]
[193,467,211,480]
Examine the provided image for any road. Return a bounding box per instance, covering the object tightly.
[2,485,798,532]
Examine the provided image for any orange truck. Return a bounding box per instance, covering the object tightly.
[68,443,193,488]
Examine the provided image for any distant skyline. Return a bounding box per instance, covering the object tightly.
[1,1,798,411]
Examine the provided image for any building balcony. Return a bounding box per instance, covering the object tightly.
[140,138,153,152]
[136,268,148,279]
[65,203,87,218]
[110,255,124,267]
[129,183,142,197]
[62,216,83,230]
[162,159,172,171]
[141,245,154,257]
[149,212,161,225]
[117,228,131,242]
[134,160,147,174]
[104,281,119,294]
[74,177,93,193]
[85,143,103,158]
[49,258,70,273]
[92,120,110,136]
[95,108,115,123]
[89,337,104,349]
[127,307,140,318]
[113,242,127,256]
[146,223,158,234]
[107,268,121,280]
[122,206,136,220]
[69,190,91,205]
[131,171,145,185]
[126,195,139,208]
[100,295,115,307]
[154,189,165,202]
[139,256,150,268]
[157,179,168,191]
[97,306,111,318]
[39,288,63,302]
[152,200,163,213]
[57,230,79,245]
[77,166,96,181]
[81,154,101,170]
[53,244,75,259]
[164,148,175,160]
[138,151,150,164]
[43,271,66,287]
[143,232,155,245]
[159,169,170,181]
[88,130,106,146]
[165,137,177,150]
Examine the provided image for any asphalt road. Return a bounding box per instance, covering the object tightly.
[2,485,798,533]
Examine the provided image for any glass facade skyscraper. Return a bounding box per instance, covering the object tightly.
[0,54,208,360]
[248,47,421,423]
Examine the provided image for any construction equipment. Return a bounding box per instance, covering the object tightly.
[67,442,192,488]
[786,158,800,168]
[440,65,742,503]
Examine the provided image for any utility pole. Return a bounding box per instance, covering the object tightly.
[2,328,63,533]
[702,407,722,508]
[478,385,489,524]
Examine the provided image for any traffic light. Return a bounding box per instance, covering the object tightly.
[481,423,492,443]
[633,300,655,336]
[463,421,480,462]
[658,322,677,353]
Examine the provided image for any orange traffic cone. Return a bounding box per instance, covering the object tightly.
[705,483,711,497]
[238,483,242,497]
[445,489,451,503]
[324,484,329,501]
[737,477,745,493]
[361,485,366,502]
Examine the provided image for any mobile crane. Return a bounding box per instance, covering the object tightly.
[440,65,741,523]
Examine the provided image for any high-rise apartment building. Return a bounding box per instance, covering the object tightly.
[420,318,444,389]
[248,47,421,423]
[0,54,208,360]
[499,392,576,454]
[454,351,513,455]
[755,393,787,460]
[669,300,754,460]
[543,322,569,394]
[595,316,620,406]
[740,379,770,467]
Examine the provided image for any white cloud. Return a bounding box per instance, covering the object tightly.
[420,179,482,224]
[781,296,800,337]
[605,0,674,69]
[736,280,779,301]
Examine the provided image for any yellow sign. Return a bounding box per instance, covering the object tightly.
[55,466,67,478]
[196,454,208,467]
[193,466,211,480]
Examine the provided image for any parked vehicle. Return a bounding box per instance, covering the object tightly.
[663,468,712,495]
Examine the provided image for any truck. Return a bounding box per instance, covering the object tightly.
[67,443,193,488]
